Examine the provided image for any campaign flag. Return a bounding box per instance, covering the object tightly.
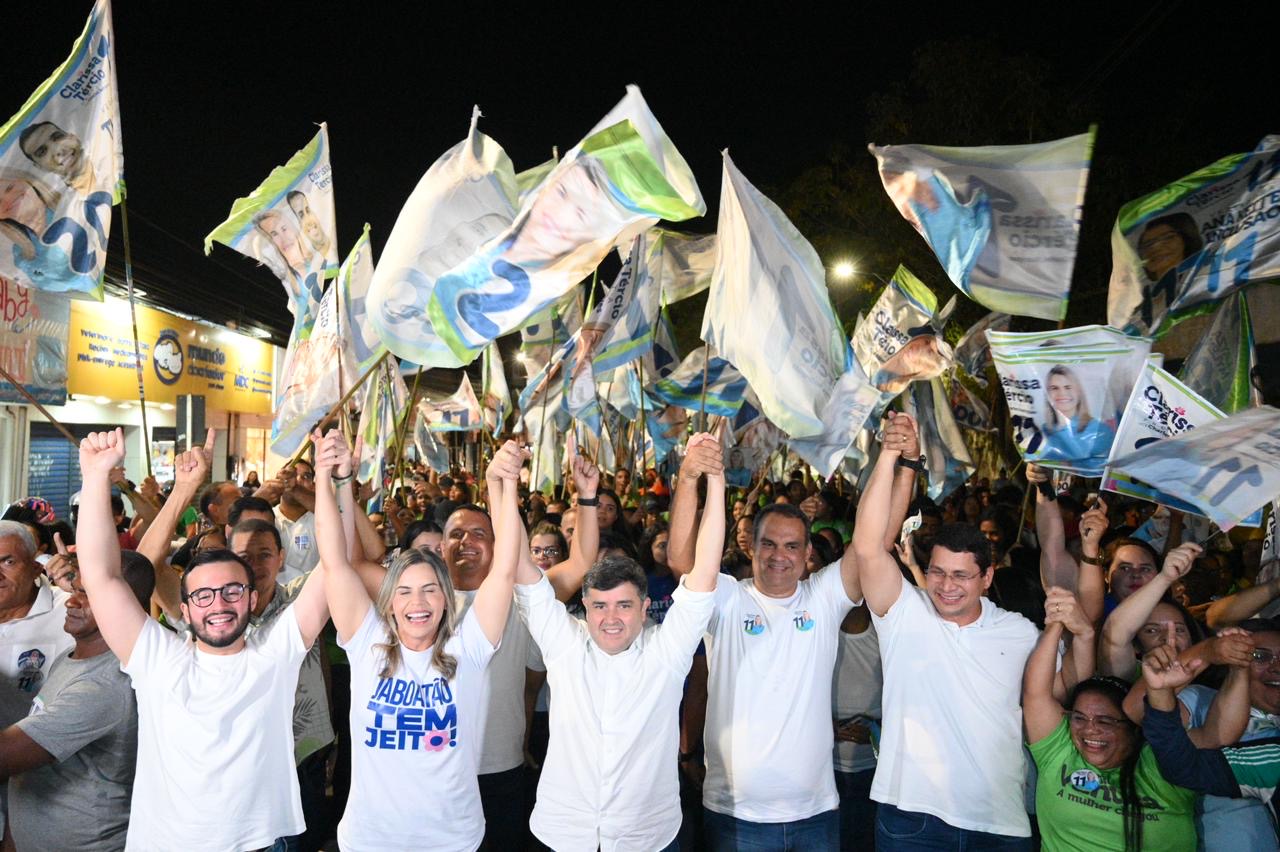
[1259,503,1279,585]
[356,357,408,487]
[787,369,883,477]
[481,341,511,436]
[427,85,705,361]
[419,374,483,432]
[641,306,679,382]
[649,228,717,304]
[517,157,557,204]
[906,377,975,499]
[989,325,1150,476]
[702,152,862,462]
[0,0,124,298]
[336,224,386,376]
[205,125,338,327]
[949,380,994,433]
[271,281,345,454]
[519,290,581,376]
[1178,291,1259,414]
[850,265,953,396]
[1101,360,1264,524]
[602,366,643,420]
[953,311,1010,385]
[0,279,70,405]
[414,415,449,473]
[1107,406,1280,530]
[567,358,603,435]
[368,107,518,370]
[648,346,748,417]
[527,382,566,493]
[870,130,1094,321]
[1108,135,1280,336]
[644,395,688,465]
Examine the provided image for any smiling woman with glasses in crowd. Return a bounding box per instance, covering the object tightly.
[1023,582,1196,852]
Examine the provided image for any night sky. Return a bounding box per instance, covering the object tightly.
[3,2,1271,347]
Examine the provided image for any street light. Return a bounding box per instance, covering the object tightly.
[832,261,855,281]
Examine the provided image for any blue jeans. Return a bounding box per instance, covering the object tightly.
[705,808,839,851]
[836,769,877,851]
[875,805,1031,851]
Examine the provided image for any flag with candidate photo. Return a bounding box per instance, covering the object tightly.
[367,107,519,370]
[357,357,408,487]
[989,325,1151,477]
[337,224,387,376]
[1108,135,1280,337]
[850,264,953,398]
[481,340,511,436]
[1178,291,1259,414]
[427,86,705,362]
[953,311,1010,385]
[0,0,123,298]
[205,125,338,329]
[648,346,748,417]
[1106,406,1280,530]
[271,280,346,455]
[870,130,1094,321]
[906,377,975,499]
[419,374,483,432]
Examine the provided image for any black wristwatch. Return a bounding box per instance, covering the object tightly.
[577,495,599,507]
[895,455,925,473]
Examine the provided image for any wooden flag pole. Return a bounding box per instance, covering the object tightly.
[391,365,424,497]
[119,198,153,478]
[287,351,390,466]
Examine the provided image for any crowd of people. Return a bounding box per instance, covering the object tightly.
[0,410,1274,851]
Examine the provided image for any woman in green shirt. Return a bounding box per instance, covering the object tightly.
[1024,586,1196,851]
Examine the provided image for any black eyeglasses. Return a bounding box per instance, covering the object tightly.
[184,582,248,607]
[1252,649,1280,666]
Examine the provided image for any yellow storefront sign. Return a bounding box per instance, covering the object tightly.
[67,297,274,414]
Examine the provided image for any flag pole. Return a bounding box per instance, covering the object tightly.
[119,198,153,478]
[392,365,424,498]
[698,347,711,433]
[287,350,390,466]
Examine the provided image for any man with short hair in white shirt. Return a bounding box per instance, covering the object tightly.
[76,427,331,852]
[513,431,725,851]
[853,412,1038,849]
[666,432,917,850]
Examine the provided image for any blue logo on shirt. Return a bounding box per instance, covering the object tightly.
[364,676,457,751]
[743,614,765,635]
[793,610,815,631]
[1069,769,1101,793]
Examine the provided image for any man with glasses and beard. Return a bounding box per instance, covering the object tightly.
[75,428,331,852]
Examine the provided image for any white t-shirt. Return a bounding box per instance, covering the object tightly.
[0,581,73,727]
[338,605,496,852]
[517,574,714,851]
[275,510,319,586]
[871,585,1039,837]
[454,588,543,775]
[831,622,881,774]
[702,561,857,822]
[123,608,308,851]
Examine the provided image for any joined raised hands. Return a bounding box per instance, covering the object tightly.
[881,411,920,458]
[488,440,530,483]
[311,428,354,479]
[1043,586,1092,637]
[1206,626,1255,668]
[679,431,724,483]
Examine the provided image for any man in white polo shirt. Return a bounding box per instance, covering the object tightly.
[667,431,918,850]
[853,411,1038,849]
[511,431,725,851]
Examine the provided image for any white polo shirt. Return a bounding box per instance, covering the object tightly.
[871,585,1038,837]
[0,581,73,727]
[702,562,857,822]
[516,574,713,851]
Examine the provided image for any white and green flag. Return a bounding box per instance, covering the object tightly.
[1102,360,1263,525]
[1106,406,1280,530]
[870,130,1094,321]
[337,224,387,377]
[419,374,483,432]
[205,124,338,326]
[271,280,346,455]
[357,357,408,488]
[1177,291,1259,414]
[702,152,875,476]
[849,265,952,397]
[906,377,975,499]
[0,0,124,298]
[1108,135,1280,336]
[427,85,705,361]
[481,341,511,436]
[368,107,519,370]
[989,325,1150,476]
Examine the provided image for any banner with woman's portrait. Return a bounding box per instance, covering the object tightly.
[850,264,952,398]
[205,124,339,326]
[0,0,124,299]
[990,325,1150,476]
[1107,135,1280,336]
